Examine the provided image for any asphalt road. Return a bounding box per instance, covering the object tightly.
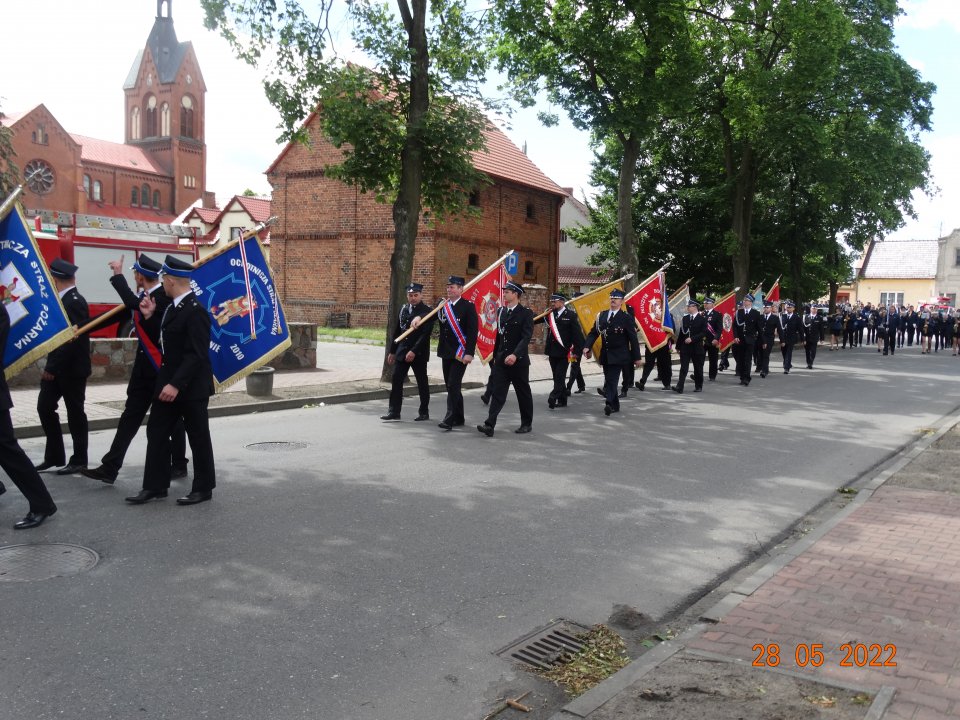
[2,346,958,720]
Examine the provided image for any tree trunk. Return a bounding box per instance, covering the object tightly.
[828,281,838,314]
[617,134,640,291]
[729,143,756,297]
[382,0,430,382]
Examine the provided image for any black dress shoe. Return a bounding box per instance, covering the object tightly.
[170,465,189,480]
[784,370,789,374]
[596,388,605,396]
[451,420,465,427]
[438,421,453,430]
[124,490,168,504]
[414,413,430,421]
[565,389,572,397]
[34,461,62,472]
[603,403,612,416]
[176,491,212,505]
[807,364,813,369]
[14,506,57,530]
[694,387,703,392]
[671,385,683,394]
[635,381,645,391]
[759,372,766,378]
[480,394,490,406]
[548,397,556,409]
[476,423,494,437]
[618,390,628,398]
[514,425,532,434]
[380,412,401,421]
[56,463,87,476]
[81,466,117,484]
[574,388,585,394]
[0,485,5,498]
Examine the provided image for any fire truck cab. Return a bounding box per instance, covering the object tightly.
[29,210,199,337]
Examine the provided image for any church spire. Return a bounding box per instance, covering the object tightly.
[157,0,172,19]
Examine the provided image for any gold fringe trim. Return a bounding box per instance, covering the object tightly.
[213,336,293,392]
[4,326,77,381]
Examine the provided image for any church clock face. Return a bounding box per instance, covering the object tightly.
[24,159,55,195]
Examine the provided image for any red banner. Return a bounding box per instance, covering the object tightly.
[767,279,780,304]
[624,271,670,352]
[714,288,739,352]
[463,265,505,364]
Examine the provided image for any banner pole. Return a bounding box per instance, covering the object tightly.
[394,249,515,343]
[0,185,25,221]
[531,272,635,322]
[667,278,694,302]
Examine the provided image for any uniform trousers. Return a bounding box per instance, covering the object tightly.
[706,343,719,379]
[485,362,533,428]
[143,398,215,493]
[781,342,795,371]
[0,409,56,514]
[548,357,570,405]
[100,380,186,476]
[602,364,629,411]
[37,376,88,466]
[884,332,897,355]
[566,360,585,393]
[441,358,468,424]
[388,357,430,416]
[639,346,671,388]
[675,343,704,390]
[734,342,756,383]
[907,326,915,346]
[805,341,818,367]
[757,343,773,375]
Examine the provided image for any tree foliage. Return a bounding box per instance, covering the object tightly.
[0,102,18,199]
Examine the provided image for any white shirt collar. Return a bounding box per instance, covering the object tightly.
[172,290,191,308]
[144,281,162,295]
[58,286,73,299]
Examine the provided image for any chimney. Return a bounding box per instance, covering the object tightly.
[202,191,217,209]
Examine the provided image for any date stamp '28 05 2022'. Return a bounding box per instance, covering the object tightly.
[752,642,897,669]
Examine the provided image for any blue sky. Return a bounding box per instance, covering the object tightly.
[1,0,956,239]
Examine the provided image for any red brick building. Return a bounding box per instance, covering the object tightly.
[0,0,208,220]
[266,113,566,326]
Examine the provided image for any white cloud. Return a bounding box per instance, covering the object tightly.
[897,0,960,32]
[889,133,960,240]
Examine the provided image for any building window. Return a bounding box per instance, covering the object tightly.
[32,124,48,145]
[153,190,161,209]
[467,253,479,271]
[183,175,196,189]
[469,190,481,207]
[559,230,568,243]
[525,203,535,220]
[144,95,158,137]
[131,186,140,206]
[879,292,904,307]
[92,180,102,201]
[954,248,960,267]
[524,260,535,278]
[141,184,150,206]
[180,95,195,139]
[83,174,91,197]
[160,102,171,137]
[130,107,141,140]
[23,159,54,195]
[230,227,243,240]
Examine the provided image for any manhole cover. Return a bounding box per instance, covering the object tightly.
[244,441,308,452]
[0,543,99,582]
[496,619,591,670]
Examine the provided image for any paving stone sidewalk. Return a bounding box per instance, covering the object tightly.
[568,421,960,720]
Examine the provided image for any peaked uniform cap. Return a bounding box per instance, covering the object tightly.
[50,258,78,279]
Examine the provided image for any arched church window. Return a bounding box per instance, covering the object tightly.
[160,102,171,137]
[144,95,158,137]
[180,95,195,139]
[131,107,141,140]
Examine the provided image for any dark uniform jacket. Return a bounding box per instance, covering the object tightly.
[584,309,642,366]
[536,307,584,358]
[157,292,214,400]
[780,312,803,344]
[733,307,763,344]
[759,313,782,346]
[390,301,434,361]
[0,305,15,411]
[803,313,823,343]
[111,275,170,380]
[45,287,91,378]
[493,304,534,366]
[882,312,900,334]
[678,313,707,348]
[436,298,479,360]
[704,309,724,345]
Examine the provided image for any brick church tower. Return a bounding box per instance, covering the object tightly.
[123,0,206,212]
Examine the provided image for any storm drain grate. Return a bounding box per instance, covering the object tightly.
[496,619,591,670]
[244,441,308,452]
[0,543,99,582]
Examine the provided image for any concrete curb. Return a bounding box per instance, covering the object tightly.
[12,381,484,440]
[547,407,960,720]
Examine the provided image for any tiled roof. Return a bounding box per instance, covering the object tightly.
[861,239,938,279]
[184,206,221,224]
[558,265,615,285]
[234,195,272,223]
[71,134,168,177]
[0,110,26,127]
[473,125,566,197]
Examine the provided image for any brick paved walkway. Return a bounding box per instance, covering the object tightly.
[687,485,960,719]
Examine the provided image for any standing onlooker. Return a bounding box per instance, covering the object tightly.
[35,258,90,475]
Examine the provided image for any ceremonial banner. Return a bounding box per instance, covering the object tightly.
[569,277,626,359]
[714,288,739,352]
[767,277,781,304]
[624,271,670,352]
[0,195,74,379]
[189,236,291,390]
[667,282,690,334]
[463,263,505,365]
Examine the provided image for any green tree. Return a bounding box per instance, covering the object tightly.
[201,0,496,374]
[0,102,18,199]
[493,0,696,289]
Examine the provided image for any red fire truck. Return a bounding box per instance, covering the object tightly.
[30,209,199,337]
